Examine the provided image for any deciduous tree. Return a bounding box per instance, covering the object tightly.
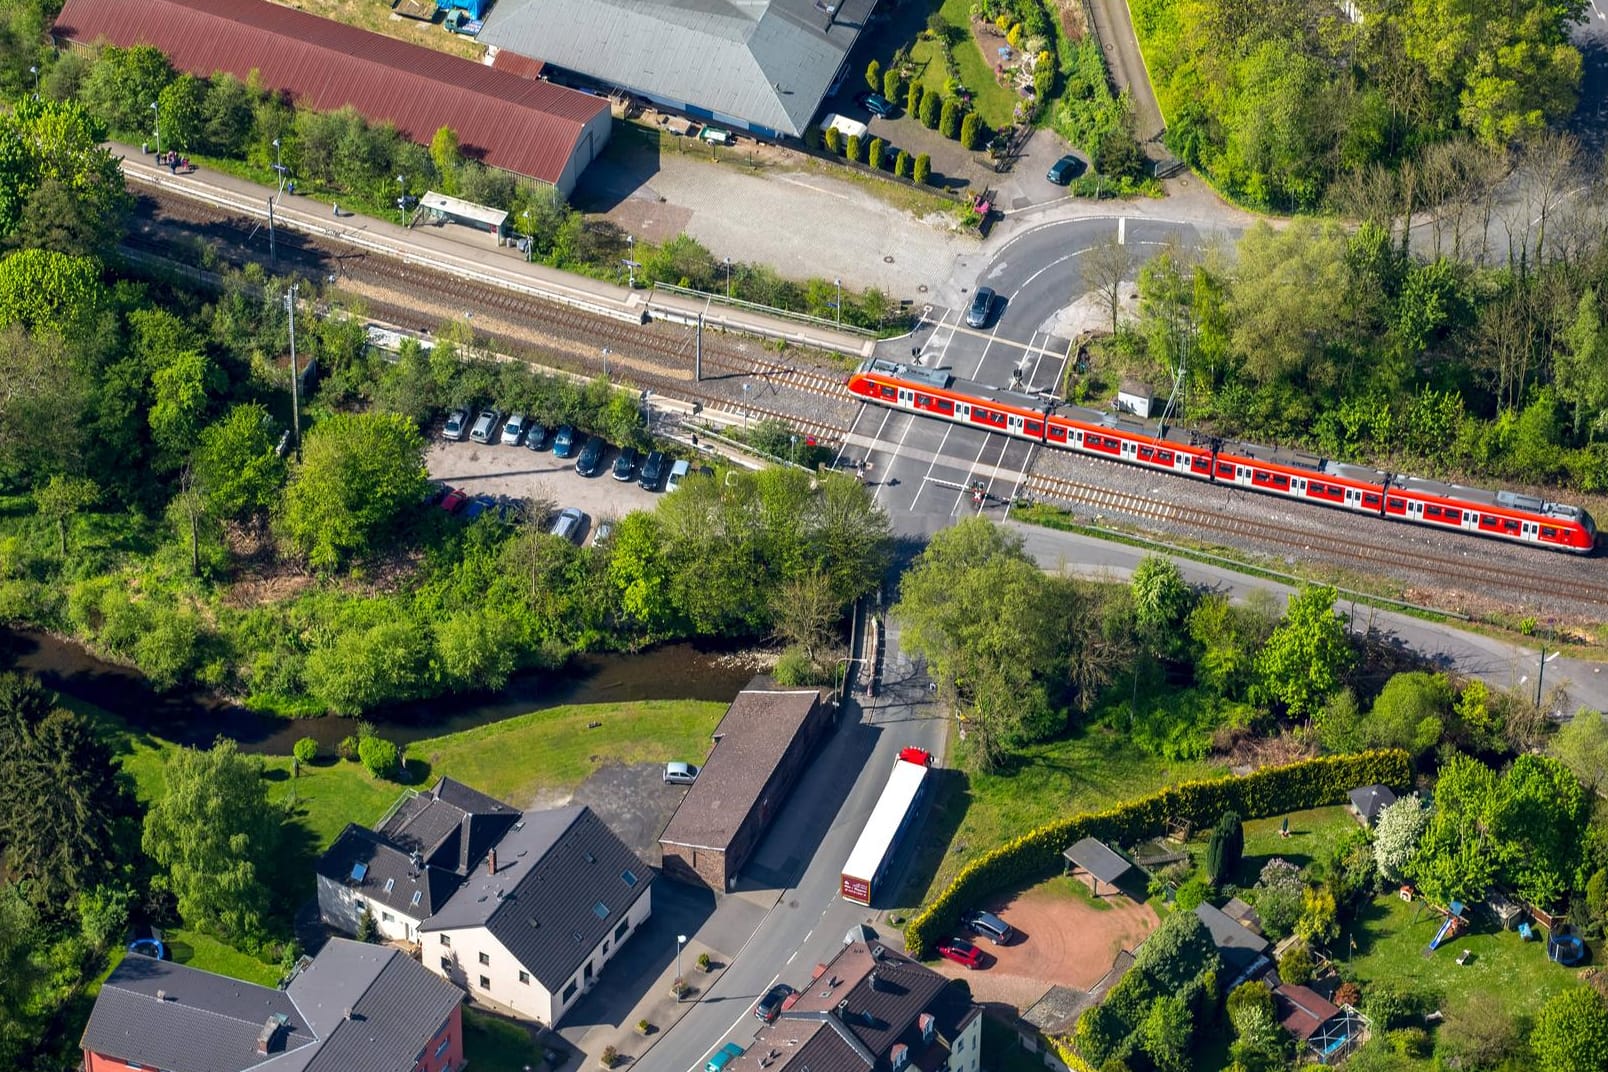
[1373,793,1430,883]
[1082,231,1136,336]
[193,403,285,520]
[1531,987,1608,1072]
[34,473,98,556]
[1252,585,1352,717]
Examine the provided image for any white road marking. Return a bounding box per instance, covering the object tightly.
[907,422,957,512]
[949,433,999,515]
[872,415,919,508]
[1118,216,1127,244]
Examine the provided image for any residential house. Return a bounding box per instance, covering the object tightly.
[1273,982,1367,1063]
[82,938,463,1072]
[730,940,982,1072]
[317,776,521,942]
[419,804,653,1026]
[1194,902,1273,989]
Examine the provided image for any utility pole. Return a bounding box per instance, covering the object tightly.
[695,313,702,382]
[267,197,277,269]
[834,277,842,328]
[151,102,161,157]
[286,284,302,462]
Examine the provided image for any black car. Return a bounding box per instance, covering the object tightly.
[856,91,895,117]
[553,425,580,459]
[755,983,795,1023]
[1046,154,1084,185]
[575,437,608,477]
[965,287,996,329]
[638,450,667,490]
[524,424,552,452]
[612,446,640,482]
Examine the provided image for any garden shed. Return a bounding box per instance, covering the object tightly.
[1062,837,1133,898]
[1347,784,1396,827]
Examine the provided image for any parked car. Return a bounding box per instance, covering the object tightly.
[961,910,1014,945]
[463,493,498,520]
[575,437,608,477]
[638,450,667,490]
[665,458,691,492]
[936,938,984,969]
[552,424,580,459]
[591,521,615,546]
[496,497,526,526]
[856,91,895,117]
[524,424,552,452]
[442,408,469,441]
[439,487,469,513]
[755,983,795,1022]
[664,761,699,786]
[550,507,586,544]
[706,1043,744,1072]
[469,409,501,444]
[1046,154,1084,185]
[500,412,529,445]
[965,287,996,329]
[612,446,640,482]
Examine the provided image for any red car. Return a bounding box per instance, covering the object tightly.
[439,487,470,513]
[936,938,983,969]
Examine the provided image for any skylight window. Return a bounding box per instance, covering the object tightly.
[621,869,638,887]
[349,862,368,882]
[593,901,610,920]
[384,878,395,894]
[411,890,422,907]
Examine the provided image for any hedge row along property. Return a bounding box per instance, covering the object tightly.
[902,749,1413,956]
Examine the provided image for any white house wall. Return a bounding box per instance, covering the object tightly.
[316,875,424,942]
[950,1013,983,1072]
[425,886,652,1026]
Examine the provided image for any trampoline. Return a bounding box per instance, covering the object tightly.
[127,938,166,960]
[1548,932,1585,966]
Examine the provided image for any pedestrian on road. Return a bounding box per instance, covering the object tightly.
[333,203,339,217]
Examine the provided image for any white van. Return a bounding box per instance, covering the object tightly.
[821,113,869,141]
[665,459,692,492]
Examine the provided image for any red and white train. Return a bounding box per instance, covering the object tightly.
[846,358,1598,554]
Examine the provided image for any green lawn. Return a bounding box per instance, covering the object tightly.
[1343,893,1583,1026]
[901,725,1224,907]
[1227,805,1361,887]
[162,927,284,986]
[907,0,1024,130]
[463,1008,544,1072]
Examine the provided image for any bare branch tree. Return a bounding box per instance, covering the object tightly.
[1081,230,1137,336]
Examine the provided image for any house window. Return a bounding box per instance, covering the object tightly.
[593,901,610,920]
[563,980,579,1001]
[519,970,530,985]
[479,975,490,991]
[478,952,490,966]
[382,911,394,923]
[441,935,451,947]
[440,957,452,971]
[435,1037,451,1059]
[614,920,629,942]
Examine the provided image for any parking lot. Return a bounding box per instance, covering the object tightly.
[426,431,665,544]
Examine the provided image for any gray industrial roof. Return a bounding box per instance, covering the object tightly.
[82,940,461,1072]
[478,0,879,137]
[418,805,653,991]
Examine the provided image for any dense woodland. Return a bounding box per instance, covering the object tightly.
[1132,0,1587,209]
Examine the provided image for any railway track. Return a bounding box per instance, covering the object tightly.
[1022,471,1608,605]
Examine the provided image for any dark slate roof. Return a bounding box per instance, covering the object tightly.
[83,939,462,1072]
[1221,896,1264,935]
[1062,838,1133,886]
[82,957,315,1072]
[52,0,608,185]
[380,776,520,874]
[316,825,456,919]
[659,688,822,851]
[1194,903,1271,980]
[737,941,978,1072]
[291,940,463,1072]
[418,805,653,991]
[1348,785,1397,823]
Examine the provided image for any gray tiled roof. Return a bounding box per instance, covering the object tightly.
[1195,902,1271,980]
[418,805,653,991]
[83,940,462,1072]
[477,0,878,137]
[1062,837,1133,886]
[82,957,315,1072]
[1348,784,1397,823]
[316,824,456,919]
[379,776,520,872]
[659,688,822,851]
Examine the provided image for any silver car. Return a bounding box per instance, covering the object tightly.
[442,408,469,441]
[550,507,585,544]
[500,412,528,446]
[663,761,699,785]
[469,409,501,444]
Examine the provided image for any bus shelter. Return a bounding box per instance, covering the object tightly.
[416,190,509,245]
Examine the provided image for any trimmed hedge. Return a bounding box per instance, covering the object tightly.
[903,750,1410,956]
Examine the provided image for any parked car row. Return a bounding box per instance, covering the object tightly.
[441,408,703,491]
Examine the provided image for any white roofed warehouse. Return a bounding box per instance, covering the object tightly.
[478,0,881,139]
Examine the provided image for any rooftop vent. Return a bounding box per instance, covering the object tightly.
[836,999,849,1017]
[343,1007,353,1021]
[868,971,882,991]
[871,945,886,960]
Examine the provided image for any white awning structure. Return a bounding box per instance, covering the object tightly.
[419,190,509,232]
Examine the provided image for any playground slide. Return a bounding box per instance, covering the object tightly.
[1428,916,1456,951]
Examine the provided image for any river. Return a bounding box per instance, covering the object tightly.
[0,628,756,755]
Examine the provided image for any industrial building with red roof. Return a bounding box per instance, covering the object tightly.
[51,0,611,195]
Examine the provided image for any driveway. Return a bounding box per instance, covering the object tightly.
[571,761,689,866]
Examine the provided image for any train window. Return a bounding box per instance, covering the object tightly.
[915,395,930,408]
[1363,494,1381,507]
[1543,526,1557,539]
[1138,446,1154,461]
[1252,471,1269,485]
[1025,421,1042,436]
[1387,498,1403,510]
[1310,482,1325,494]
[880,385,896,400]
[1217,462,1235,478]
[1426,505,1441,518]
[1049,425,1066,441]
[1481,514,1496,527]
[1193,457,1210,472]
[1157,450,1173,465]
[1443,509,1460,524]
[975,408,990,422]
[937,398,953,414]
[1273,474,1289,488]
[1503,519,1519,533]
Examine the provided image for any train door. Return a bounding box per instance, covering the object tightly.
[1121,440,1137,461]
[897,387,915,408]
[1521,520,1539,542]
[1344,488,1362,511]
[1006,414,1025,438]
[1406,501,1424,523]
[1295,478,1307,494]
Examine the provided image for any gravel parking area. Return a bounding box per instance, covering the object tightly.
[427,436,663,542]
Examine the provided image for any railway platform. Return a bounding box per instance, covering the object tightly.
[108,141,875,359]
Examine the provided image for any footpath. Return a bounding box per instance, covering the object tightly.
[110,141,877,360]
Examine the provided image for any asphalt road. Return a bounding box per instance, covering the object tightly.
[637,623,947,1072]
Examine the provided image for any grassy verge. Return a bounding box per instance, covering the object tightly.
[899,724,1224,907]
[463,1008,543,1071]
[162,927,284,987]
[1231,806,1359,885]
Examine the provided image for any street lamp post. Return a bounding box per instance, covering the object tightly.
[271,137,286,195]
[1536,646,1561,707]
[625,234,637,289]
[601,347,610,380]
[151,102,160,157]
[724,256,733,299]
[834,277,842,328]
[742,383,750,431]
[396,175,407,224]
[521,209,534,262]
[675,934,688,1001]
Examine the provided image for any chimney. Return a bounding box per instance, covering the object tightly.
[256,1016,280,1055]
[156,989,167,1002]
[488,847,497,875]
[868,971,881,992]
[891,1044,909,1071]
[343,1007,353,1021]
